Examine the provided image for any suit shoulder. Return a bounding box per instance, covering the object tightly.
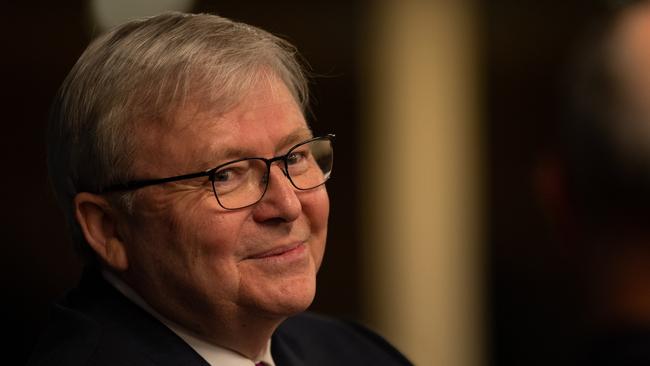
[273,312,412,365]
[26,303,103,366]
[26,268,204,366]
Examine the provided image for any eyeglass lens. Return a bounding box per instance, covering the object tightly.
[212,137,333,209]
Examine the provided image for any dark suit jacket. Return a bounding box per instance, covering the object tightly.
[27,268,411,365]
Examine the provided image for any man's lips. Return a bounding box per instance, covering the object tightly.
[247,242,306,260]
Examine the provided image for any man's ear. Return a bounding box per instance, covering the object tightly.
[74,192,129,271]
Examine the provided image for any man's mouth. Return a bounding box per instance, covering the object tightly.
[247,242,306,260]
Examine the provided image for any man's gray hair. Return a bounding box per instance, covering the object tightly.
[47,12,310,262]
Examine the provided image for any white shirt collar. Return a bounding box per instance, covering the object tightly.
[102,270,275,366]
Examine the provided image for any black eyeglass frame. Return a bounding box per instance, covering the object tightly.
[99,134,335,210]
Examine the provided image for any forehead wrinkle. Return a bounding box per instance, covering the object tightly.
[195,126,314,170]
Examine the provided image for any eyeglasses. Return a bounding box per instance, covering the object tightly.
[100,134,334,210]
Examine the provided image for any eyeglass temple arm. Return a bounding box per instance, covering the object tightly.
[99,170,212,193]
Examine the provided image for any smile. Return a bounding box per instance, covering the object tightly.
[247,242,307,261]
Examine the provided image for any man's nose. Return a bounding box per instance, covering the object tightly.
[252,164,301,223]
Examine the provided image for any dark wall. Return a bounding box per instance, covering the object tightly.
[484,1,610,365]
[3,1,362,363]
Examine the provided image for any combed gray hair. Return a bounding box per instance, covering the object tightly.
[47,12,310,262]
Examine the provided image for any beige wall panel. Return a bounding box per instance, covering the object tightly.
[361,1,483,365]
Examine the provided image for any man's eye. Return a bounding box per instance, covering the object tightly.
[214,169,234,182]
[287,151,307,165]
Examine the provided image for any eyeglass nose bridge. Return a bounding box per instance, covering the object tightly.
[260,155,291,185]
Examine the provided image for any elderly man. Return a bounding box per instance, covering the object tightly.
[28,12,410,366]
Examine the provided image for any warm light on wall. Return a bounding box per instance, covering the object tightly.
[361,1,483,365]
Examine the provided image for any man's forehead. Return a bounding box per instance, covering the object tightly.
[132,95,311,173]
[172,74,302,128]
[196,126,314,166]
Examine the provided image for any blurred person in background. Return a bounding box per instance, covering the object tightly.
[537,0,650,364]
[27,12,410,366]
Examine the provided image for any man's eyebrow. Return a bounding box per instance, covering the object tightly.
[198,128,314,170]
[276,128,314,151]
[199,147,250,170]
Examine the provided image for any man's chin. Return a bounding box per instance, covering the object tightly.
[243,278,317,318]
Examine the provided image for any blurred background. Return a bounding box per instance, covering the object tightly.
[4,0,645,365]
